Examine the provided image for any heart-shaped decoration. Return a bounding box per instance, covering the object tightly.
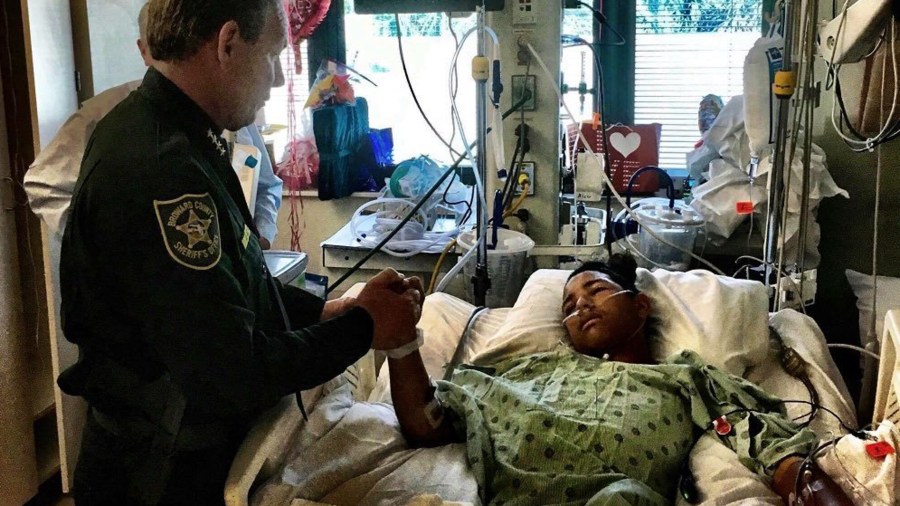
[609,131,642,159]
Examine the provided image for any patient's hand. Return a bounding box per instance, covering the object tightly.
[357,269,420,350]
[772,456,853,505]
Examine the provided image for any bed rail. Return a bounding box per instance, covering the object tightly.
[873,310,900,425]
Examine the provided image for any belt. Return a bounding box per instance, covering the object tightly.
[91,409,231,452]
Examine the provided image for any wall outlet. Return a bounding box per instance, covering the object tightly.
[513,0,537,25]
[514,162,535,195]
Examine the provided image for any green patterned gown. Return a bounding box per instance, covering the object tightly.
[435,349,816,505]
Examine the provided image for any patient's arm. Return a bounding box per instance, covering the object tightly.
[772,456,853,505]
[387,350,457,447]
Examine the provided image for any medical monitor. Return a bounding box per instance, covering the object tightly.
[353,0,505,14]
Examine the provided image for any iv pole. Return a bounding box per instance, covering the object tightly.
[763,0,795,299]
[473,4,491,306]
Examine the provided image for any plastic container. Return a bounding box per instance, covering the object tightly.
[633,205,703,271]
[264,250,309,285]
[457,228,535,308]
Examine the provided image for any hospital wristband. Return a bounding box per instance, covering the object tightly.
[384,328,424,359]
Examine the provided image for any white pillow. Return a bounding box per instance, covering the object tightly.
[471,268,771,377]
[412,293,509,379]
[467,270,571,366]
[845,269,900,348]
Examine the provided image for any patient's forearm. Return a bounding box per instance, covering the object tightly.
[387,351,455,447]
[772,456,853,505]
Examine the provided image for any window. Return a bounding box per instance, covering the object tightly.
[343,0,477,164]
[263,41,311,163]
[561,7,596,123]
[634,0,761,167]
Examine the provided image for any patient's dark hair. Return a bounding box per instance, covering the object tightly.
[567,252,659,342]
[568,253,639,293]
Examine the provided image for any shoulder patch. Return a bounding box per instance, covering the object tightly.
[153,193,222,270]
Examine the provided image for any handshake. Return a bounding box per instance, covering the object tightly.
[321,269,424,351]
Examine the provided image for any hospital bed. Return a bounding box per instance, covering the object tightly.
[223,269,862,506]
[874,309,900,427]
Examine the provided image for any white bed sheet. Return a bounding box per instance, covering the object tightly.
[249,272,856,506]
[251,382,479,506]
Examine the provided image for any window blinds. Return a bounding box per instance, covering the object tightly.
[633,0,761,168]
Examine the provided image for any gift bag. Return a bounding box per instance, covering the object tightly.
[568,123,662,193]
[314,97,370,200]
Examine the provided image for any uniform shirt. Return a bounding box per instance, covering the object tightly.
[59,67,372,424]
[25,81,282,243]
[436,348,817,505]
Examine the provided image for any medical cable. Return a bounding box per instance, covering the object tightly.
[718,401,857,436]
[447,15,461,161]
[327,94,533,294]
[733,255,808,315]
[349,194,464,257]
[500,61,531,212]
[826,0,900,151]
[505,181,530,217]
[529,43,725,275]
[776,0,813,310]
[564,37,625,256]
[395,14,462,159]
[825,0,888,346]
[793,435,841,506]
[427,238,458,295]
[826,343,881,361]
[499,133,523,207]
[870,106,885,350]
[503,120,529,212]
[791,377,820,428]
[763,0,819,306]
[449,30,485,218]
[433,233,482,294]
[794,0,820,282]
[327,165,456,294]
[443,306,489,382]
[449,26,502,179]
[769,331,821,427]
[573,1,627,46]
[503,60,530,210]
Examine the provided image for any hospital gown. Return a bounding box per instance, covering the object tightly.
[435,348,816,505]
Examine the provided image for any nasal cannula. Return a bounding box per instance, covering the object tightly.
[562,289,634,323]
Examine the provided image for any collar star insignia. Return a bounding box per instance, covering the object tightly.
[207,129,227,158]
[175,209,213,248]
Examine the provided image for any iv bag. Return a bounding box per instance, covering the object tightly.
[744,36,784,164]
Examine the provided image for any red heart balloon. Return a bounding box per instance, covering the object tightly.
[284,0,331,40]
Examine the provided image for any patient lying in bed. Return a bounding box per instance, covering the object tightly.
[388,254,850,505]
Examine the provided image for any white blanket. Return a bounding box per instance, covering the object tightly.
[252,383,479,506]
